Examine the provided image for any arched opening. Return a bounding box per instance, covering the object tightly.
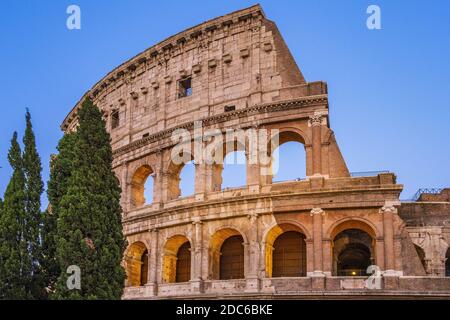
[269,130,307,183]
[221,151,247,190]
[337,243,371,276]
[176,242,192,283]
[220,235,245,280]
[167,153,195,200]
[125,242,149,287]
[209,138,247,192]
[272,231,307,277]
[272,142,306,182]
[131,165,154,207]
[332,228,375,276]
[264,223,308,278]
[414,244,427,273]
[179,160,196,197]
[144,178,154,205]
[162,235,191,283]
[210,228,246,280]
[446,248,450,277]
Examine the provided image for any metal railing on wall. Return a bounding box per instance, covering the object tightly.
[411,188,444,201]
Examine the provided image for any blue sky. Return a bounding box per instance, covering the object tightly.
[1,0,449,207]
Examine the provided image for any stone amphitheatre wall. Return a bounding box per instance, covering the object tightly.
[62,5,450,299]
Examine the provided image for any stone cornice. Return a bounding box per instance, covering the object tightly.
[122,183,402,234]
[112,94,328,158]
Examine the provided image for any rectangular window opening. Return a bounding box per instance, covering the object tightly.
[224,105,235,112]
[178,77,192,99]
[111,110,120,129]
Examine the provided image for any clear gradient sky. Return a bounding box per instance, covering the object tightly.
[1,0,449,208]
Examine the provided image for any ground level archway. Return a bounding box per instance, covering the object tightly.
[125,242,149,287]
[162,235,192,283]
[265,223,308,277]
[220,235,245,280]
[332,228,375,276]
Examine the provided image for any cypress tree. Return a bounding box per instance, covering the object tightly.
[54,98,126,299]
[42,132,77,295]
[22,109,45,299]
[0,132,31,299]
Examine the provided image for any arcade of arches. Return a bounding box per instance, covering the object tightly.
[61,4,450,298]
[127,129,310,210]
[124,218,399,287]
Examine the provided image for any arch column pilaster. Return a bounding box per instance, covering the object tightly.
[308,115,325,176]
[245,213,260,292]
[191,218,204,293]
[309,208,326,290]
[147,228,159,296]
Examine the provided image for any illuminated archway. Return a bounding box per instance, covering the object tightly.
[265,223,308,277]
[131,165,154,207]
[209,228,246,280]
[162,235,191,283]
[272,232,306,277]
[176,242,192,283]
[125,242,149,286]
[332,228,375,276]
[220,235,245,280]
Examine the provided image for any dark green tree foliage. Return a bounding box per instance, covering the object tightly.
[54,98,126,299]
[43,133,77,294]
[0,133,31,299]
[22,110,45,299]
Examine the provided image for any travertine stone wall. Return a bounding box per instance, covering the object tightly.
[62,5,450,299]
[400,201,450,276]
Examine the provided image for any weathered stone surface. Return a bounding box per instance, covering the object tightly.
[62,5,450,299]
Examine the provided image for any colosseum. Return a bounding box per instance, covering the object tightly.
[62,5,450,299]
